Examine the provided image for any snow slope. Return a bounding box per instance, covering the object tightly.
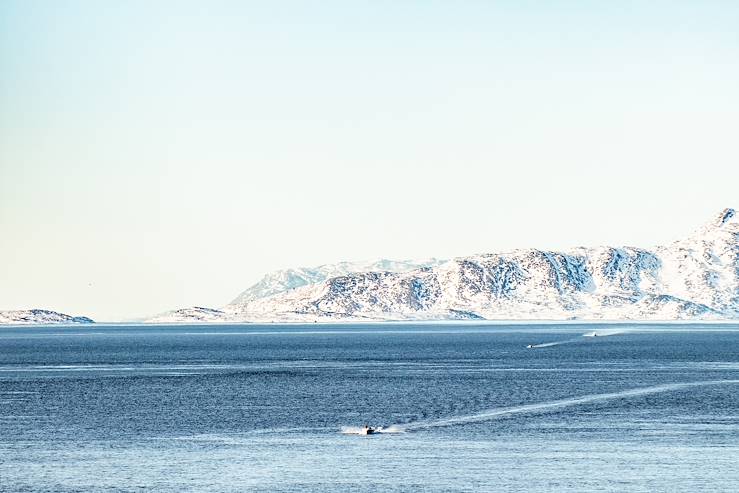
[149,209,739,322]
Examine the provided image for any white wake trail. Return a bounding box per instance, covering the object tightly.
[340,425,405,435]
[528,340,574,348]
[529,328,630,348]
[397,380,739,431]
[583,329,630,338]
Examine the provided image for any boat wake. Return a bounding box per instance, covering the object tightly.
[527,341,571,348]
[582,329,630,338]
[394,379,739,431]
[528,328,630,348]
[340,425,404,435]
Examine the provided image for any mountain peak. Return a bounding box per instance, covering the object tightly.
[716,208,735,226]
[708,208,736,229]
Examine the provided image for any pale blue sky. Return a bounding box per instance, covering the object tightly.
[1,1,738,321]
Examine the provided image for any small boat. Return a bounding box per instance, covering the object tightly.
[360,425,377,435]
[526,344,533,349]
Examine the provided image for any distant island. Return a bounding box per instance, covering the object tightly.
[0,309,94,325]
[3,208,738,324]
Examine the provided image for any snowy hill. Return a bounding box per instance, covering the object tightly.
[148,258,444,323]
[146,306,226,324]
[227,258,447,309]
[149,209,738,322]
[0,309,94,325]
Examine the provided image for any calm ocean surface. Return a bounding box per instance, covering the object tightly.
[1,323,738,492]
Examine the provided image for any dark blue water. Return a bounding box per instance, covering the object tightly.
[1,323,738,492]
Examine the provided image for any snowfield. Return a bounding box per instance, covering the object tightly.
[149,208,739,323]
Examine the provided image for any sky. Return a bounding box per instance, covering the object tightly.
[1,1,738,321]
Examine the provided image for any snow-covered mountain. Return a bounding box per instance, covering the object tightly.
[227,258,447,309]
[149,209,739,322]
[148,258,444,323]
[0,309,94,325]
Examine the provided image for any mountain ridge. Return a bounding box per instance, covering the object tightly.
[148,208,738,323]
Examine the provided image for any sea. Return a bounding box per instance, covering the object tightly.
[1,323,738,492]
